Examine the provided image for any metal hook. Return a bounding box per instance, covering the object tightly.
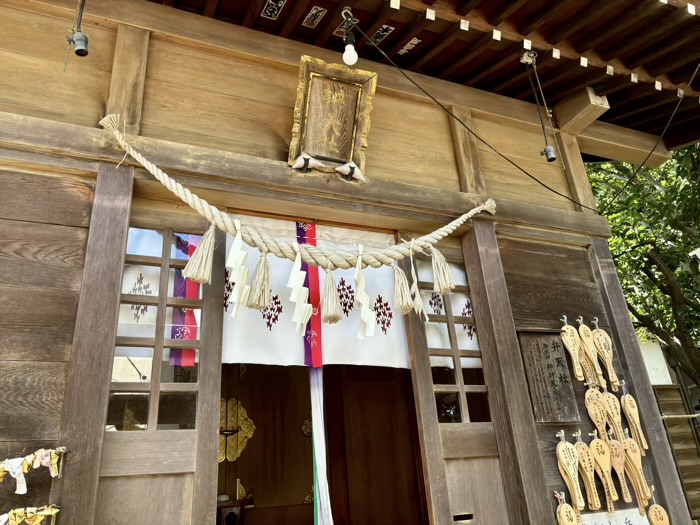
[650,485,657,505]
[556,430,566,442]
[560,314,568,326]
[554,491,566,505]
[588,429,598,439]
[607,428,614,440]
[576,315,584,325]
[624,428,630,439]
[621,379,629,396]
[592,317,599,329]
[572,429,582,442]
[341,6,353,21]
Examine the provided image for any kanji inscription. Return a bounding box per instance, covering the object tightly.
[519,333,580,423]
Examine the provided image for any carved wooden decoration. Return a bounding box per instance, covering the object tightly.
[289,55,377,174]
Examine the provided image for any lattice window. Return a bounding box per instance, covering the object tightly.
[416,256,491,424]
[106,227,205,431]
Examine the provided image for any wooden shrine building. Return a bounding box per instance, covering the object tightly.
[1,1,699,524]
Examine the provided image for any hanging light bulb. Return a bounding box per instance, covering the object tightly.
[343,31,358,66]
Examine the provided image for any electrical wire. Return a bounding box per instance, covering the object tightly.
[526,63,550,148]
[599,60,700,214]
[76,0,86,32]
[346,13,601,213]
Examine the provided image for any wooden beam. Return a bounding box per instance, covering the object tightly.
[462,220,551,525]
[401,258,453,525]
[559,132,597,213]
[547,68,614,105]
[494,55,556,94]
[545,0,621,45]
[455,0,482,16]
[203,0,218,17]
[663,122,700,149]
[647,43,700,77]
[600,4,696,61]
[50,162,133,524]
[355,2,397,52]
[410,23,464,71]
[440,32,493,80]
[607,90,678,124]
[554,86,609,135]
[578,120,671,168]
[190,230,225,524]
[488,0,528,27]
[573,0,659,53]
[385,9,434,59]
[517,0,579,35]
[448,106,485,194]
[279,0,310,37]
[464,42,521,86]
[106,24,149,135]
[242,0,264,28]
[589,238,693,525]
[313,0,359,48]
[0,111,613,237]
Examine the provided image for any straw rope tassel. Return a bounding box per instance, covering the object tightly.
[247,250,271,310]
[183,223,217,284]
[321,267,343,324]
[430,245,455,295]
[99,114,497,271]
[409,241,429,322]
[392,264,413,315]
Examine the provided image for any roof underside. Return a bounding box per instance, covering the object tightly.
[149,0,700,150]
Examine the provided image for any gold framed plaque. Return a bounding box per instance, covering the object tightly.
[289,55,377,174]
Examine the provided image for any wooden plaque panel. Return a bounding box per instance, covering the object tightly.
[289,55,377,173]
[519,333,580,423]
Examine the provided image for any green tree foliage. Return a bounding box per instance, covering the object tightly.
[587,145,700,385]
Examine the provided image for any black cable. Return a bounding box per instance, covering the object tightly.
[526,63,550,148]
[347,14,601,213]
[76,0,86,32]
[600,60,700,214]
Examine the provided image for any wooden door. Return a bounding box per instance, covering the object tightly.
[94,223,225,525]
[402,243,511,525]
[325,366,428,525]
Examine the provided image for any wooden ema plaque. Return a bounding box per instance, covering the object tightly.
[519,333,580,423]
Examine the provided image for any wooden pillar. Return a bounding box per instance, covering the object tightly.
[462,220,551,525]
[589,238,693,524]
[51,163,134,524]
[106,24,150,134]
[191,231,226,523]
[559,132,598,213]
[448,105,486,195]
[401,260,453,525]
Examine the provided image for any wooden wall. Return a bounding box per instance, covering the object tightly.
[0,169,93,508]
[0,2,582,211]
[497,232,657,517]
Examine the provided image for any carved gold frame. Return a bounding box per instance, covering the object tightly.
[289,55,377,174]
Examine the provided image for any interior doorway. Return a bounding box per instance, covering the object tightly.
[216,364,428,525]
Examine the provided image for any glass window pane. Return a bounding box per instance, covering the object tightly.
[451,293,473,318]
[449,262,468,287]
[435,392,461,423]
[425,322,451,349]
[461,357,485,386]
[106,393,149,431]
[126,227,163,257]
[158,393,197,430]
[430,356,456,385]
[122,264,160,295]
[165,307,201,341]
[117,304,158,338]
[466,393,491,423]
[422,290,445,316]
[112,347,153,383]
[168,268,203,300]
[457,323,479,351]
[161,349,199,383]
[171,232,203,261]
